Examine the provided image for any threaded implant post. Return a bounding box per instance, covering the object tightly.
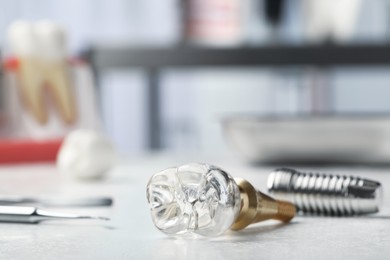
[267,168,382,216]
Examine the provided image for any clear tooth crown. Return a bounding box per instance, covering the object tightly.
[146,163,241,236]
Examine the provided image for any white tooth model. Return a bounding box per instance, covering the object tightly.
[7,20,76,126]
[7,21,37,57]
[57,130,117,180]
[34,20,67,60]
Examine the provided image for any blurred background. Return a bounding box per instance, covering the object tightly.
[2,0,390,162]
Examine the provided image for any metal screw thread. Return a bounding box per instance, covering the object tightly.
[267,168,383,216]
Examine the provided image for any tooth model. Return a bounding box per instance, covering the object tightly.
[7,20,76,125]
[57,130,117,180]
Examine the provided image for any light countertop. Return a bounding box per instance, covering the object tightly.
[0,154,389,260]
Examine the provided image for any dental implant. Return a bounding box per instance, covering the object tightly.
[267,168,383,216]
[146,163,296,237]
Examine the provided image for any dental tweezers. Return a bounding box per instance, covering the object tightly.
[0,206,109,224]
[0,196,113,207]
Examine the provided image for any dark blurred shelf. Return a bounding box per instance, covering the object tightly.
[86,44,390,150]
[87,44,390,69]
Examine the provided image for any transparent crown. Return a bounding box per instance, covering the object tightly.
[146,163,241,236]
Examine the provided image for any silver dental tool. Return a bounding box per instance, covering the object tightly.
[0,205,109,224]
[0,196,113,207]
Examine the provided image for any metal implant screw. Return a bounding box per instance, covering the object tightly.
[267,168,383,216]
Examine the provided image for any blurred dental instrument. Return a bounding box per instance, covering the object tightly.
[268,168,382,216]
[0,205,109,224]
[0,196,113,207]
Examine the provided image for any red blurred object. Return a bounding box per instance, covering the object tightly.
[3,56,87,71]
[0,139,63,164]
[4,57,19,71]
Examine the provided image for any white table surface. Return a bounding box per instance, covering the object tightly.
[0,154,389,260]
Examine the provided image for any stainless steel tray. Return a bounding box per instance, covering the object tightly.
[223,115,390,164]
